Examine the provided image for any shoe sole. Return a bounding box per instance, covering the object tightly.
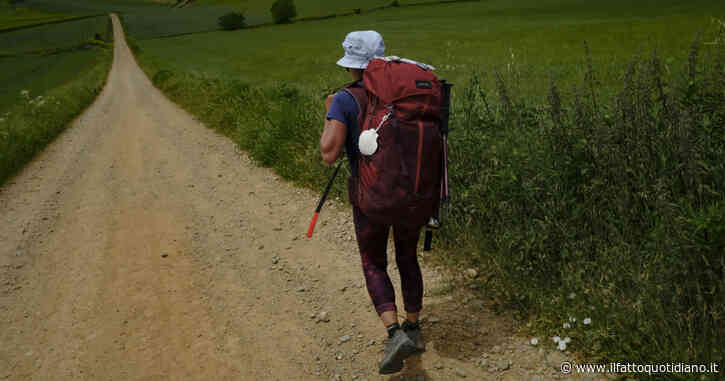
[378,339,417,374]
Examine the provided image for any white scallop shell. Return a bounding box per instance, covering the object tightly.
[358,129,379,156]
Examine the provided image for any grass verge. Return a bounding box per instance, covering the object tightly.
[0,47,112,186]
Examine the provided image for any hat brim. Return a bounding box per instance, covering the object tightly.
[336,55,368,69]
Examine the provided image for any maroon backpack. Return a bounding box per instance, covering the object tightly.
[344,57,443,227]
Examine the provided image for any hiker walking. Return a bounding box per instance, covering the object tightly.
[320,30,444,374]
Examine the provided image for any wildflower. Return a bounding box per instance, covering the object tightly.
[557,340,567,351]
[583,317,592,325]
[552,336,561,343]
[563,337,571,344]
[20,90,29,98]
[530,338,538,346]
[563,322,571,329]
[568,316,577,323]
[568,292,576,300]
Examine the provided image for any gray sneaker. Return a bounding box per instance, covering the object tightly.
[402,320,425,353]
[379,328,417,374]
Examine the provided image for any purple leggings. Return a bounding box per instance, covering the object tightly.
[352,206,424,315]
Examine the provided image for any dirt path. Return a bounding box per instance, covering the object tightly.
[0,14,606,381]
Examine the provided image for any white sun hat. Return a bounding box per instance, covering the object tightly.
[336,30,386,69]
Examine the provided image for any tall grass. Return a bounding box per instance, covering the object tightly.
[138,23,724,377]
[445,30,724,376]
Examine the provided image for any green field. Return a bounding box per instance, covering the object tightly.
[197,0,391,22]
[18,0,169,14]
[120,6,254,38]
[0,7,94,31]
[137,0,722,93]
[0,15,111,111]
[0,15,108,54]
[0,1,116,182]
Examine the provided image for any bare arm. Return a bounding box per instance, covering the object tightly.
[320,94,347,165]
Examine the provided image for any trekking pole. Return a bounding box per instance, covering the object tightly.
[424,80,453,251]
[440,80,452,219]
[307,160,343,238]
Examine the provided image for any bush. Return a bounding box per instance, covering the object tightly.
[390,0,400,7]
[270,0,297,24]
[218,12,246,30]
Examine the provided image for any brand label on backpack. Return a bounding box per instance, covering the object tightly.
[415,80,432,89]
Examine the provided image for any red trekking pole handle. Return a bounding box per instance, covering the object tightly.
[307,160,343,238]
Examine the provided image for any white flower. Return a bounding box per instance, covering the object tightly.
[568,292,576,299]
[563,337,571,344]
[563,322,571,329]
[530,338,538,346]
[569,316,577,323]
[583,317,592,325]
[552,336,561,343]
[557,340,567,351]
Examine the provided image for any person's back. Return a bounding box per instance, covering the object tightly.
[319,30,429,375]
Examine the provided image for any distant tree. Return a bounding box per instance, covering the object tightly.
[218,11,246,30]
[270,0,297,24]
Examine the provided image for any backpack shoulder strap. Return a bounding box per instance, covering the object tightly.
[342,83,369,118]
